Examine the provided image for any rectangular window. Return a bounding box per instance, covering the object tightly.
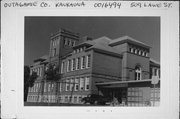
[67,60,71,72]
[48,83,51,92]
[80,48,83,52]
[76,57,80,70]
[39,68,41,76]
[74,78,79,91]
[53,48,56,57]
[78,96,82,103]
[38,68,40,76]
[72,41,75,46]
[154,69,157,76]
[65,96,68,103]
[59,82,62,92]
[67,39,71,46]
[72,58,76,71]
[33,84,36,92]
[51,83,54,92]
[81,56,85,69]
[80,77,85,91]
[66,79,70,91]
[86,55,91,68]
[44,83,46,92]
[37,83,39,92]
[85,77,90,90]
[61,62,65,73]
[70,79,74,91]
[74,96,77,103]
[64,39,68,45]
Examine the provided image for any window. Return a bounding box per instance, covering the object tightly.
[77,49,79,53]
[86,55,91,68]
[70,79,74,91]
[85,77,90,90]
[67,60,71,72]
[44,83,46,92]
[65,96,68,103]
[72,41,75,46]
[74,96,77,103]
[36,83,39,92]
[69,40,72,46]
[74,78,79,91]
[39,68,41,76]
[129,47,133,53]
[80,48,83,52]
[154,69,157,76]
[34,84,36,92]
[48,83,51,92]
[135,66,142,80]
[66,79,70,91]
[78,96,82,103]
[142,51,145,56]
[36,83,38,92]
[59,82,62,92]
[67,39,71,46]
[64,39,68,45]
[81,56,86,69]
[61,62,65,73]
[53,48,56,56]
[80,77,85,90]
[76,57,80,70]
[135,49,137,54]
[52,83,54,91]
[145,52,148,57]
[150,68,153,78]
[72,58,76,71]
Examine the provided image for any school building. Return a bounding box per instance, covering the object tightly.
[27,28,160,106]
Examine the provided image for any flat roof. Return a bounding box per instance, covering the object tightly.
[96,79,152,85]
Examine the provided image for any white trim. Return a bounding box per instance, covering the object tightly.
[86,55,91,68]
[85,77,90,91]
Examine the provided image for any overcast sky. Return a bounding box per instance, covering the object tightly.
[25,17,160,65]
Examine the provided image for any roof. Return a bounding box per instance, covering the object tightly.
[73,42,94,49]
[33,55,49,63]
[150,58,160,66]
[85,36,122,57]
[109,36,151,49]
[96,79,152,85]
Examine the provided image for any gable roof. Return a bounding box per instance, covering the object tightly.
[109,36,151,49]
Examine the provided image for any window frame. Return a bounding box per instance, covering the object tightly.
[85,77,90,91]
[81,56,86,69]
[135,66,142,80]
[86,55,91,68]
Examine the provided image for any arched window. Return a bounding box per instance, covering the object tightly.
[135,66,142,80]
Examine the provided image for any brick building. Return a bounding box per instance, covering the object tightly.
[27,28,160,106]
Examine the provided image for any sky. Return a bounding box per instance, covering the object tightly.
[25,17,160,65]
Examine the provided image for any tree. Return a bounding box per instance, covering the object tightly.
[45,64,59,81]
[24,66,38,102]
[44,64,60,103]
